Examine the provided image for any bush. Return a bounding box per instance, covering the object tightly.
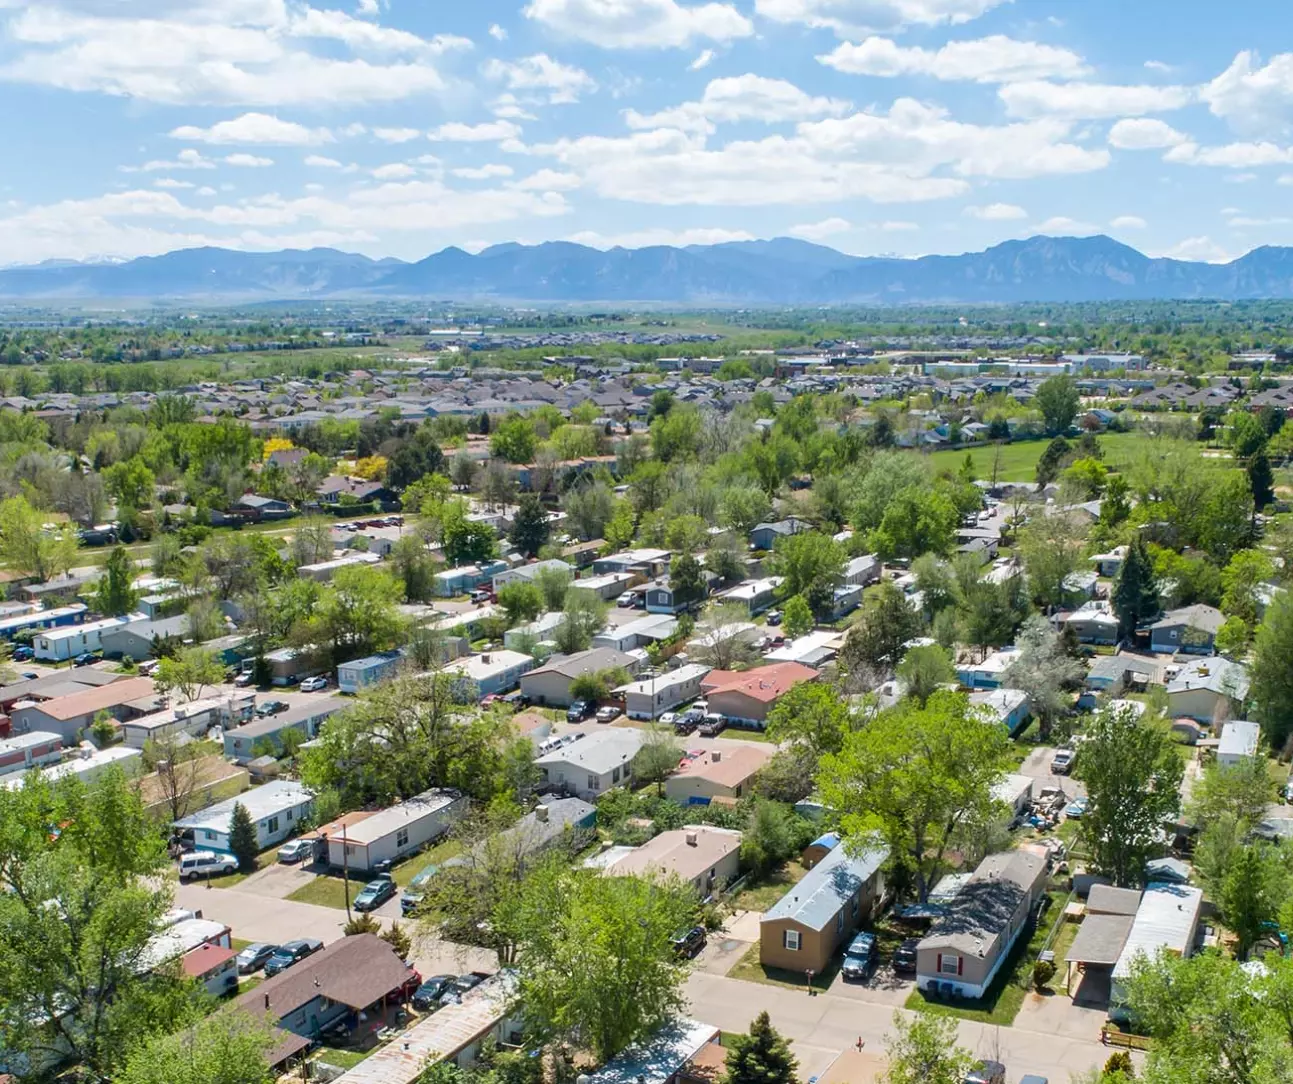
[1103,1051,1135,1077]
[1032,958,1056,991]
[344,913,381,936]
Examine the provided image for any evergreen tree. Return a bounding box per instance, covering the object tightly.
[510,493,551,558]
[228,801,258,873]
[669,552,707,610]
[1248,448,1275,509]
[1035,435,1072,486]
[723,1011,799,1084]
[1111,536,1159,639]
[1253,591,1293,751]
[95,544,139,617]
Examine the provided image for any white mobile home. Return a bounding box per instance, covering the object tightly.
[35,612,148,661]
[1110,883,1203,1023]
[619,663,712,719]
[173,779,314,854]
[324,788,467,874]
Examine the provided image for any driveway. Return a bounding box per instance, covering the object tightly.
[827,963,914,1008]
[694,911,761,976]
[232,861,317,900]
[1017,746,1085,799]
[177,880,356,944]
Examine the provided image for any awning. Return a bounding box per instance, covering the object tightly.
[1067,914,1135,968]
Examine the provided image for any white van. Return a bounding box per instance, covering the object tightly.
[178,850,239,882]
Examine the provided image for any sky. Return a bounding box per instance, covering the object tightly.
[4,0,1293,266]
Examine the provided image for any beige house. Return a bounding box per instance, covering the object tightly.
[519,647,640,707]
[665,746,773,806]
[916,850,1048,999]
[600,825,742,897]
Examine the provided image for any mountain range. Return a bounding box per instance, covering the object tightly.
[7,234,1293,305]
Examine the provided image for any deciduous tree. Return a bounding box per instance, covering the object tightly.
[154,646,224,703]
[1002,615,1085,740]
[880,1013,974,1084]
[1251,590,1293,751]
[781,594,814,638]
[0,494,79,581]
[96,544,140,616]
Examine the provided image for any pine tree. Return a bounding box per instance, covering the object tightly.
[228,802,259,873]
[723,1011,798,1084]
[1249,449,1274,509]
[1111,536,1159,640]
[510,493,551,558]
[382,920,412,958]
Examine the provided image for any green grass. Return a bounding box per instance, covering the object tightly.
[728,860,809,912]
[722,726,775,743]
[923,432,1147,482]
[728,941,840,992]
[313,1046,373,1071]
[391,837,464,887]
[287,873,361,910]
[904,890,1066,1026]
[211,848,276,888]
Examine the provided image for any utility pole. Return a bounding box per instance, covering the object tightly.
[342,821,352,923]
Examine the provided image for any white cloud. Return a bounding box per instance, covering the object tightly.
[1034,215,1098,235]
[153,178,195,189]
[1144,60,1175,74]
[624,74,851,134]
[522,0,753,48]
[196,186,217,196]
[140,148,216,171]
[1201,51,1293,136]
[0,2,466,107]
[754,0,1009,36]
[492,93,538,120]
[1226,214,1293,227]
[999,81,1194,120]
[788,216,851,240]
[371,162,418,179]
[690,49,715,71]
[170,112,334,146]
[356,0,380,14]
[508,168,583,191]
[489,23,508,40]
[427,120,523,143]
[568,226,756,247]
[880,220,918,230]
[483,54,596,104]
[453,164,515,179]
[819,35,1088,84]
[964,202,1027,220]
[224,153,273,167]
[1165,141,1293,168]
[1158,236,1234,262]
[373,127,422,143]
[1109,215,1146,229]
[1108,117,1188,150]
[304,155,344,168]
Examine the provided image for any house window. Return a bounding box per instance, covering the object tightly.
[265,816,279,834]
[286,808,293,822]
[836,912,844,932]
[587,774,599,792]
[396,827,409,849]
[940,955,960,975]
[612,766,621,784]
[783,930,801,951]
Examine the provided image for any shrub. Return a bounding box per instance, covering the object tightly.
[1032,958,1056,991]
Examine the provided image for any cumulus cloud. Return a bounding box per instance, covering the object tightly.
[508,169,584,191]
[1110,215,1146,229]
[140,149,216,171]
[371,162,418,179]
[427,120,523,142]
[483,54,596,104]
[1034,215,1098,235]
[453,164,515,179]
[1000,81,1194,120]
[1201,51,1293,136]
[690,49,715,71]
[170,112,334,145]
[488,23,508,40]
[819,35,1088,84]
[522,0,753,48]
[568,226,756,247]
[1165,141,1293,167]
[304,155,344,168]
[373,127,422,143]
[153,178,195,189]
[1107,118,1188,150]
[1158,236,1234,262]
[788,217,851,240]
[754,0,1010,36]
[964,202,1027,220]
[223,153,273,167]
[624,74,851,134]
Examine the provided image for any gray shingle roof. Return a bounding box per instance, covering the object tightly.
[761,840,888,931]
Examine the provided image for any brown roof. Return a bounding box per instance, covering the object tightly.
[512,711,551,736]
[701,662,818,704]
[672,745,773,788]
[606,826,743,883]
[307,810,377,840]
[231,934,411,1021]
[182,943,238,977]
[24,676,156,721]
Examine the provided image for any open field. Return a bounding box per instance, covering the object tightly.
[921,432,1147,482]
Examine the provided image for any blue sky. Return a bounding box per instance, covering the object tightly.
[3,0,1293,265]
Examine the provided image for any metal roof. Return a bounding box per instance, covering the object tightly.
[761,840,888,931]
[174,779,313,831]
[1112,882,1203,980]
[584,1019,720,1084]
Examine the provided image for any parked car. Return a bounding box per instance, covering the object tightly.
[892,938,919,973]
[1064,796,1089,819]
[236,942,278,974]
[698,713,727,737]
[437,973,487,1007]
[841,931,878,982]
[567,699,593,722]
[354,875,397,912]
[617,594,637,608]
[401,865,440,915]
[264,938,323,977]
[299,676,328,692]
[412,975,456,1011]
[277,839,315,864]
[233,670,255,687]
[670,926,707,958]
[73,652,100,667]
[11,645,34,662]
[178,850,239,882]
[766,610,783,626]
[595,705,621,723]
[501,690,531,711]
[965,1060,1006,1084]
[138,659,161,677]
[470,589,493,604]
[1051,749,1075,774]
[255,699,289,717]
[480,694,501,708]
[658,711,678,726]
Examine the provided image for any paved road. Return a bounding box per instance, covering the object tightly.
[684,971,1122,1084]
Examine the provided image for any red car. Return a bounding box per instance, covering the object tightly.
[394,966,423,1001]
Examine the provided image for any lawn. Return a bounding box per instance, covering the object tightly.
[728,860,809,913]
[286,873,363,910]
[904,889,1067,1027]
[728,941,840,993]
[313,1046,373,1071]
[923,432,1148,482]
[211,847,276,889]
[391,837,464,887]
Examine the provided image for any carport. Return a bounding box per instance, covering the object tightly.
[1064,913,1134,1004]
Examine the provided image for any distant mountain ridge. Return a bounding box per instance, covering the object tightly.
[6,235,1293,304]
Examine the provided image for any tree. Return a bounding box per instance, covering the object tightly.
[723,1011,799,1084]
[382,920,412,959]
[840,582,922,679]
[705,531,748,584]
[1220,843,1287,958]
[115,1013,275,1084]
[344,912,382,936]
[1221,549,1276,626]
[692,603,761,670]
[96,544,140,616]
[880,1013,975,1084]
[229,801,259,872]
[1112,536,1159,639]
[442,509,499,566]
[669,552,707,611]
[533,564,573,611]
[1035,374,1080,434]
[1216,615,1252,658]
[1249,449,1275,510]
[103,457,156,514]
[1251,590,1293,751]
[386,427,446,490]
[307,565,405,665]
[1035,435,1072,486]
[895,643,955,705]
[765,682,852,759]
[740,801,809,878]
[1018,510,1087,613]
[1001,615,1085,740]
[768,532,845,618]
[1189,755,1273,831]
[867,485,958,561]
[0,494,79,581]
[503,865,695,1062]
[1075,705,1183,885]
[498,581,545,624]
[0,770,197,1081]
[819,690,1011,902]
[154,646,224,703]
[490,416,538,464]
[634,725,683,792]
[552,590,607,655]
[391,533,439,602]
[510,493,551,557]
[781,594,814,638]
[143,732,205,822]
